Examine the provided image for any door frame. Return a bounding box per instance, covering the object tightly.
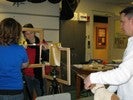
[90,11,114,62]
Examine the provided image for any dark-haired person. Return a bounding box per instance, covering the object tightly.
[0,18,28,100]
[22,23,49,99]
[84,6,133,100]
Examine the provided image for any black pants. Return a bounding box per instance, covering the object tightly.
[34,68,45,95]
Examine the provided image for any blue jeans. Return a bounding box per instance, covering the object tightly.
[0,93,24,100]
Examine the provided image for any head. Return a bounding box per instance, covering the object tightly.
[120,6,133,36]
[23,23,36,43]
[0,18,22,45]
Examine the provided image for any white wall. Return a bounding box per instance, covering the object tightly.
[0,0,126,62]
[75,0,125,62]
[0,0,60,42]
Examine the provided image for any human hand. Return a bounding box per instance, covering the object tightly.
[89,84,96,89]
[84,75,92,90]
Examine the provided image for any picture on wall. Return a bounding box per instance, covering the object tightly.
[96,27,106,49]
[114,33,128,49]
[114,20,128,49]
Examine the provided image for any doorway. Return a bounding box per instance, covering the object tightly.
[93,15,108,62]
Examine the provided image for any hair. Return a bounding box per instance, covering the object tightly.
[120,6,133,19]
[0,18,22,45]
[22,23,34,34]
[23,23,34,28]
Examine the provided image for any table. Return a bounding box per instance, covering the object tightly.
[72,64,114,99]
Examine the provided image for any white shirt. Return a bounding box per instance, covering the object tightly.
[90,36,133,100]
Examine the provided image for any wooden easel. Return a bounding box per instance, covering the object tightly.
[22,27,71,97]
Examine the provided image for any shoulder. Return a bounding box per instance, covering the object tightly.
[11,44,26,52]
[14,44,25,49]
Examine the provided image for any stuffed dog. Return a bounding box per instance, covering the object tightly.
[91,84,119,100]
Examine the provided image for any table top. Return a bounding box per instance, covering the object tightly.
[72,63,115,75]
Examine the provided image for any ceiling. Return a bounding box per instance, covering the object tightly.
[92,0,133,5]
[0,0,133,6]
[0,0,133,5]
[0,0,132,20]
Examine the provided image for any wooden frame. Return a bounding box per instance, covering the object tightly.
[22,27,44,42]
[22,27,44,64]
[28,47,71,85]
[22,28,71,85]
[41,45,71,85]
[96,27,106,49]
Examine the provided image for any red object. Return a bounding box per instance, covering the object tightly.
[23,47,36,77]
[102,61,108,65]
[26,47,36,64]
[45,65,52,75]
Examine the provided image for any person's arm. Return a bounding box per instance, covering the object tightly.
[41,42,49,50]
[84,57,133,90]
[84,40,133,89]
[107,85,118,93]
[21,46,29,68]
[22,61,29,68]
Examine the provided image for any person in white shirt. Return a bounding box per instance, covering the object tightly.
[84,6,133,100]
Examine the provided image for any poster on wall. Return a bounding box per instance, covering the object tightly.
[96,27,106,49]
[114,20,128,49]
[114,33,128,49]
